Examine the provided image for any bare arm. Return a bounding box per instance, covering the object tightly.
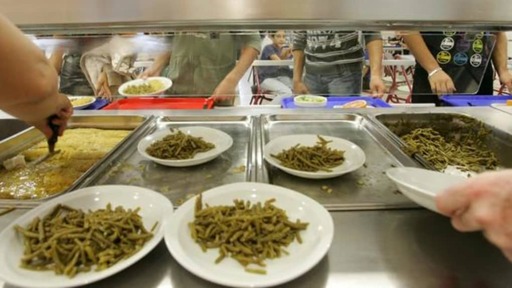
[49,48,64,75]
[402,31,455,94]
[365,38,386,97]
[212,46,259,99]
[292,49,309,94]
[140,51,171,78]
[492,32,512,91]
[0,14,72,138]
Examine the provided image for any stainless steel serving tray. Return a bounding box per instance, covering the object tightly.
[91,115,255,207]
[258,113,420,211]
[368,110,512,170]
[0,115,152,208]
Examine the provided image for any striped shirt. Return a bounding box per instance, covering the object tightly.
[293,30,381,73]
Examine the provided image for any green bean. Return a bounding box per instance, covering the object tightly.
[189,194,309,274]
[146,129,215,160]
[271,135,345,172]
[401,127,497,172]
[15,204,155,278]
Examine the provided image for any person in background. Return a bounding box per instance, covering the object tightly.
[0,14,72,139]
[403,31,512,105]
[292,30,386,97]
[257,30,294,105]
[141,32,261,106]
[49,38,97,97]
[437,170,512,262]
[80,35,139,99]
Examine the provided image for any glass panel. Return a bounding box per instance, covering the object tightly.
[28,29,509,107]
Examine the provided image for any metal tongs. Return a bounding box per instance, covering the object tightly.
[29,115,61,166]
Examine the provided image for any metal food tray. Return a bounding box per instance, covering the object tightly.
[258,113,420,211]
[0,115,152,208]
[368,111,512,170]
[91,115,255,207]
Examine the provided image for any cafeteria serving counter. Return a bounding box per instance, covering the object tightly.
[1,106,512,288]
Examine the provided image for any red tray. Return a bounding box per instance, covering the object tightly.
[103,98,214,110]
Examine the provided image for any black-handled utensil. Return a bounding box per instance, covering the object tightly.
[47,115,60,153]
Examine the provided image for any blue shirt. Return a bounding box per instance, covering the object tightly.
[258,44,292,82]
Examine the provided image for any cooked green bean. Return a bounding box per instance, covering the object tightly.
[401,127,498,172]
[189,194,309,274]
[146,129,215,160]
[15,204,155,278]
[271,135,345,172]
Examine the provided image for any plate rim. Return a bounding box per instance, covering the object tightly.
[0,185,173,288]
[163,182,334,288]
[264,134,366,179]
[68,96,96,110]
[118,76,173,97]
[137,126,233,167]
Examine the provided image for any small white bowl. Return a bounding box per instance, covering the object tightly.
[294,95,327,108]
[137,126,233,167]
[264,134,366,179]
[386,167,467,213]
[118,77,172,97]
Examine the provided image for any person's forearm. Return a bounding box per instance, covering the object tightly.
[292,50,305,82]
[151,52,171,73]
[0,14,60,121]
[402,32,440,73]
[366,39,383,78]
[222,47,258,83]
[49,48,64,75]
[492,32,509,76]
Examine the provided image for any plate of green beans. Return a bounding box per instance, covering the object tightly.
[137,126,233,167]
[0,185,173,288]
[164,182,334,287]
[264,134,366,179]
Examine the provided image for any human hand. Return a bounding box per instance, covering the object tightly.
[211,77,237,104]
[138,66,162,79]
[436,170,512,261]
[293,81,310,95]
[369,77,386,98]
[428,70,456,95]
[498,69,512,93]
[96,71,112,99]
[28,93,73,139]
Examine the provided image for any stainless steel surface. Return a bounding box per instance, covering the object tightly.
[0,119,30,141]
[259,113,420,211]
[1,108,512,287]
[1,209,512,288]
[0,115,151,208]
[2,0,512,32]
[92,115,255,207]
[368,109,512,171]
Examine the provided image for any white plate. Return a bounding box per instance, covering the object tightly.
[264,134,366,179]
[68,96,96,110]
[137,126,233,167]
[386,167,467,213]
[164,182,334,288]
[294,95,327,108]
[0,185,173,288]
[118,77,172,97]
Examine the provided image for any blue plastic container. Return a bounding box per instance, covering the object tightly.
[441,95,512,107]
[85,98,110,110]
[282,96,391,108]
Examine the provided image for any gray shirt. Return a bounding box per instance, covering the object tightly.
[293,30,381,74]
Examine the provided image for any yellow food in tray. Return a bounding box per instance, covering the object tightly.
[0,128,130,200]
